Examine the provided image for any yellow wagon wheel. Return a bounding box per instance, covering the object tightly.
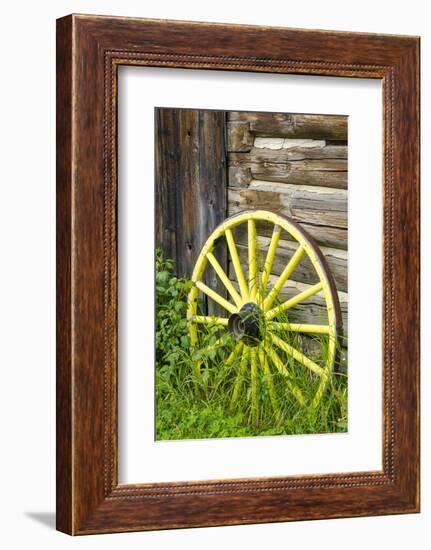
[187,209,342,424]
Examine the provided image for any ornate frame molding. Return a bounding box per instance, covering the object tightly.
[57,15,419,534]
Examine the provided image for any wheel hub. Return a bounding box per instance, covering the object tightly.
[228,302,265,346]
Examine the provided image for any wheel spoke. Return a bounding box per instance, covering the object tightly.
[206,251,243,308]
[263,245,305,311]
[224,341,244,370]
[266,346,288,376]
[258,349,280,422]
[225,228,249,301]
[260,224,281,291]
[195,280,237,314]
[266,346,305,406]
[265,281,323,321]
[270,333,326,378]
[311,379,329,409]
[269,322,330,334]
[250,347,259,426]
[192,315,229,326]
[230,346,249,411]
[248,219,258,302]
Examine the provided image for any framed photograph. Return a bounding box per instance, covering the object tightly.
[56,14,420,534]
[153,107,348,442]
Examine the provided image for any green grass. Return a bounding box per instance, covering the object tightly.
[155,248,348,441]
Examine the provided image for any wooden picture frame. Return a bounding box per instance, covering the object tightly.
[56,14,420,535]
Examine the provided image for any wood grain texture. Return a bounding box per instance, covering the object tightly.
[229,157,347,187]
[227,121,254,152]
[228,111,348,140]
[229,184,347,228]
[56,14,420,535]
[155,108,227,276]
[155,108,227,314]
[56,16,73,535]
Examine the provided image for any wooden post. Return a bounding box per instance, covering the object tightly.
[155,108,228,313]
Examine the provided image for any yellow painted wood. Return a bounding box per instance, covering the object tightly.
[195,281,237,314]
[230,346,249,412]
[225,228,249,301]
[258,349,280,422]
[266,346,289,376]
[248,219,258,302]
[187,286,200,348]
[270,333,326,378]
[261,224,281,291]
[266,281,323,321]
[224,341,243,370]
[192,315,229,326]
[270,322,330,334]
[250,347,259,427]
[263,245,305,311]
[267,347,305,406]
[206,251,242,308]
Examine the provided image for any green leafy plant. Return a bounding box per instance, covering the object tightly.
[155,249,192,370]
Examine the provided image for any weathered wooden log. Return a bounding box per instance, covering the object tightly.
[225,215,347,250]
[226,121,254,152]
[289,222,347,250]
[251,167,347,188]
[229,182,347,229]
[228,163,347,188]
[234,235,347,292]
[228,166,253,187]
[229,147,348,162]
[291,207,347,229]
[227,112,347,141]
[253,137,326,150]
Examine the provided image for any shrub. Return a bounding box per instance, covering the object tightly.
[155,248,192,368]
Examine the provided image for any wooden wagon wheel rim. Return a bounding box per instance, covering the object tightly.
[187,209,343,421]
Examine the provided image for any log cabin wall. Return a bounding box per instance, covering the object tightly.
[155,108,348,347]
[226,111,348,346]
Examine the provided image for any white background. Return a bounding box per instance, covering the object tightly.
[118,67,382,483]
[0,1,428,548]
